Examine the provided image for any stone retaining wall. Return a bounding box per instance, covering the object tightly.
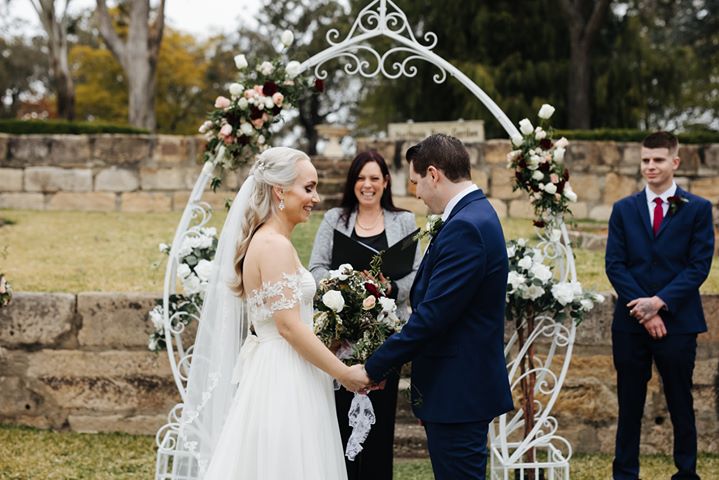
[2,134,719,219]
[1,291,717,454]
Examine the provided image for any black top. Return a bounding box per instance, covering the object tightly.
[351,229,397,300]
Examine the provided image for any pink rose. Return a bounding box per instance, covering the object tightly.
[252,118,265,129]
[244,89,255,99]
[362,295,376,310]
[219,124,233,136]
[254,85,264,95]
[550,173,559,184]
[214,96,231,109]
[223,135,235,145]
[272,92,284,107]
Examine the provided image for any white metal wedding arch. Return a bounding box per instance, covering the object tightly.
[155,1,577,479]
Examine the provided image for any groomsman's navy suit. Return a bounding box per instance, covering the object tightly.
[365,189,513,479]
[606,186,714,480]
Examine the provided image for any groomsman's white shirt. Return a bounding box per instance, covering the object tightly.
[441,184,479,222]
[645,181,676,225]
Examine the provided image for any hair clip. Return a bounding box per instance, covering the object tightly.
[255,159,267,172]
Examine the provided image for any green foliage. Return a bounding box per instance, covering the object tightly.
[0,119,147,134]
[0,35,48,119]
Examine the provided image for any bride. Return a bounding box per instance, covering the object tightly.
[175,147,368,479]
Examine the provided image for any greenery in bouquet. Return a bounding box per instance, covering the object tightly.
[505,237,604,326]
[506,104,578,228]
[314,260,405,365]
[148,227,218,352]
[199,30,323,190]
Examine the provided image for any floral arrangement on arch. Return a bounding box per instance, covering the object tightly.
[507,104,577,228]
[147,227,218,352]
[313,261,405,365]
[198,30,324,190]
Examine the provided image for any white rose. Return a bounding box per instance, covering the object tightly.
[198,121,212,134]
[523,285,545,301]
[229,83,244,97]
[532,170,544,181]
[535,127,547,141]
[182,274,202,295]
[237,97,249,110]
[528,155,541,170]
[240,123,254,136]
[593,293,606,303]
[149,306,164,330]
[234,54,248,70]
[159,243,169,253]
[280,30,294,47]
[257,135,266,145]
[570,281,583,296]
[553,146,566,162]
[564,185,577,202]
[544,183,558,195]
[518,255,533,271]
[194,259,214,282]
[285,60,302,79]
[507,271,526,292]
[530,263,552,284]
[580,299,594,311]
[378,297,396,313]
[148,337,159,351]
[511,134,524,147]
[517,238,526,247]
[362,295,376,310]
[519,118,534,136]
[551,282,575,306]
[264,96,275,109]
[259,61,274,75]
[555,137,569,148]
[538,104,555,120]
[322,290,345,312]
[506,245,516,258]
[177,263,191,279]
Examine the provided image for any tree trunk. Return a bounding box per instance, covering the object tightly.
[96,0,165,131]
[558,0,612,129]
[299,93,323,155]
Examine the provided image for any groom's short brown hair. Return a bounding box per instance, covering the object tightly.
[406,134,471,182]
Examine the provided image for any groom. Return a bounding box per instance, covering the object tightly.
[359,134,513,479]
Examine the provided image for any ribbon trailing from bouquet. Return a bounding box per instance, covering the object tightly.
[345,393,376,460]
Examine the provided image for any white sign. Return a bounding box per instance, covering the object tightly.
[388,120,485,142]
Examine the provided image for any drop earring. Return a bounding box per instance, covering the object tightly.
[279,198,285,211]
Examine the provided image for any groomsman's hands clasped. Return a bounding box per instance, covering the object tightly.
[627,296,667,339]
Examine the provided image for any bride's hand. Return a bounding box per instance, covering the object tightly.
[340,364,371,393]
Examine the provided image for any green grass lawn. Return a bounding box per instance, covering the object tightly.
[1,425,718,479]
[1,209,718,294]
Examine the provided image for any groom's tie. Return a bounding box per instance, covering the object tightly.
[653,197,663,236]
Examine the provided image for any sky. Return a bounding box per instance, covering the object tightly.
[4,0,262,37]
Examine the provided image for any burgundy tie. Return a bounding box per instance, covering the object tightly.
[653,197,663,236]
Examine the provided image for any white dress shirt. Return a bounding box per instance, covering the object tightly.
[441,183,479,222]
[645,182,677,225]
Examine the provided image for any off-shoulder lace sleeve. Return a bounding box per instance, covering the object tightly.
[250,269,304,314]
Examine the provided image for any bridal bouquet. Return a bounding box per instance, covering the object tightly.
[506,104,577,227]
[313,260,404,364]
[199,30,322,190]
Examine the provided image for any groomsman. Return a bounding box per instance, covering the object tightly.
[605,131,714,480]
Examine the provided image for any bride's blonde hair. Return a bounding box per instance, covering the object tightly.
[231,147,310,296]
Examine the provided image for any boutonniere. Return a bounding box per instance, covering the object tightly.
[414,215,444,242]
[667,195,689,216]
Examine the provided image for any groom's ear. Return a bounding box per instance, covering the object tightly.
[426,165,441,184]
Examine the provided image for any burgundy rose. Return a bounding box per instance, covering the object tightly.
[539,162,551,173]
[238,135,250,145]
[271,105,282,115]
[262,81,279,96]
[563,168,570,181]
[556,180,566,194]
[533,220,546,228]
[518,156,527,168]
[314,78,325,93]
[249,105,263,120]
[364,282,382,298]
[539,138,553,150]
[530,182,541,193]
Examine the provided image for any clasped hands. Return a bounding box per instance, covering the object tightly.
[627,296,667,339]
[340,364,386,394]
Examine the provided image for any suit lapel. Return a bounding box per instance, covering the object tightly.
[633,190,653,239]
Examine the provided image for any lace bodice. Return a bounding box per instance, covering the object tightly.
[246,268,316,339]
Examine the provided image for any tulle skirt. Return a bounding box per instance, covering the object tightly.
[204,337,348,480]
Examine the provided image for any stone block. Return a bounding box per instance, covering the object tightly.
[620,143,642,167]
[569,201,588,219]
[47,192,116,211]
[574,292,615,346]
[92,135,152,167]
[603,172,637,204]
[0,376,46,417]
[482,140,512,165]
[568,174,601,202]
[597,141,621,166]
[564,141,600,172]
[702,144,719,169]
[554,376,617,423]
[140,167,198,190]
[0,134,8,165]
[68,413,167,435]
[49,135,92,167]
[674,176,690,191]
[152,135,197,167]
[0,193,45,209]
[0,168,23,191]
[0,292,76,347]
[94,168,140,192]
[172,191,233,211]
[121,192,172,212]
[508,199,533,219]
[699,294,719,345]
[6,136,50,167]
[77,292,158,348]
[24,167,92,192]
[466,145,480,166]
[471,168,488,191]
[690,177,719,202]
[677,145,700,175]
[487,198,507,219]
[25,350,176,411]
[590,205,613,221]
[489,167,521,200]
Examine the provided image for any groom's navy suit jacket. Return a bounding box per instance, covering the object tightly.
[605,187,713,334]
[365,189,514,423]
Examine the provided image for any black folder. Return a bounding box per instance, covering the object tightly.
[331,228,420,280]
